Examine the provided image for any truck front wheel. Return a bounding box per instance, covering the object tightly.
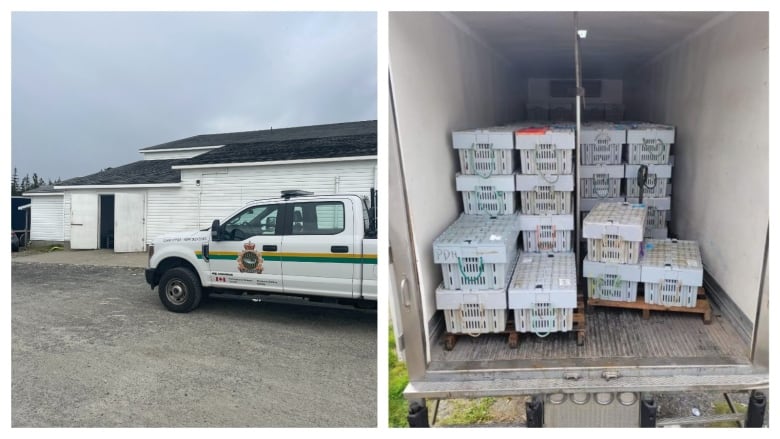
[158,267,203,313]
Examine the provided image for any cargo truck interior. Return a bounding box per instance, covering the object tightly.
[389,11,768,393]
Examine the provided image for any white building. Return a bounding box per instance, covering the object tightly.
[24,120,377,252]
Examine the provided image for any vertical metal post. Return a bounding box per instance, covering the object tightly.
[526,395,545,428]
[573,12,582,280]
[640,395,658,428]
[745,391,766,428]
[407,400,430,428]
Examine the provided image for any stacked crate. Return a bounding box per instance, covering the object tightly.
[579,123,627,221]
[624,122,675,238]
[434,126,523,335]
[453,125,517,216]
[434,214,520,334]
[508,252,577,334]
[511,124,577,335]
[640,239,703,308]
[515,125,575,253]
[582,202,647,302]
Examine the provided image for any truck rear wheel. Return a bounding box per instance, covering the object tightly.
[158,267,202,313]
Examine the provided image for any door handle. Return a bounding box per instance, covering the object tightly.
[262,245,277,251]
[331,245,349,253]
[400,277,411,308]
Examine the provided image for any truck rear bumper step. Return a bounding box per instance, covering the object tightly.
[404,373,769,399]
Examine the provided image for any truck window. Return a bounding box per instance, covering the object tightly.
[222,204,280,240]
[290,201,345,235]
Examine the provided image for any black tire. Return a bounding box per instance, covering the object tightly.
[158,267,203,313]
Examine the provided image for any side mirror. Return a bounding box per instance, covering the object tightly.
[211,219,221,241]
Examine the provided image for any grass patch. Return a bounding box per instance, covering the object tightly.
[437,398,497,426]
[389,326,410,428]
[708,400,747,427]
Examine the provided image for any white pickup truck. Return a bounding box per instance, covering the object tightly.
[145,190,377,312]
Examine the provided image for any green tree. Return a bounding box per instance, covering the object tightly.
[21,174,30,193]
[11,167,19,196]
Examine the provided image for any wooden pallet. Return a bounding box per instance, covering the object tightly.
[442,321,519,351]
[442,296,587,350]
[587,287,712,324]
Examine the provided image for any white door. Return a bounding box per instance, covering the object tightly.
[114,193,146,252]
[281,200,356,298]
[208,203,284,293]
[70,193,99,249]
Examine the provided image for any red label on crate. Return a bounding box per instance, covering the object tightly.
[516,127,548,135]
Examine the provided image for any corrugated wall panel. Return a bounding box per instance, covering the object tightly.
[30,196,64,241]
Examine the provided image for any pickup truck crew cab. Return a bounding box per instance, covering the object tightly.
[145,190,377,312]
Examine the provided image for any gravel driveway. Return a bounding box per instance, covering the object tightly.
[12,262,376,427]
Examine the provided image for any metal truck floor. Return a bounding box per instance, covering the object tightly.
[429,305,750,370]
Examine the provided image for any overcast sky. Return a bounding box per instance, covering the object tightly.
[11,11,377,183]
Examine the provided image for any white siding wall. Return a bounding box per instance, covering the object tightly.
[146,187,201,241]
[30,196,65,241]
[144,159,376,242]
[63,193,71,241]
[141,148,218,160]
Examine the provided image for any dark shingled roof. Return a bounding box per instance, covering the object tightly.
[176,133,376,166]
[57,159,181,186]
[141,120,376,151]
[25,185,62,194]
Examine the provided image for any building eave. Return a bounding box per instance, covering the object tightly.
[171,155,377,170]
[53,183,182,190]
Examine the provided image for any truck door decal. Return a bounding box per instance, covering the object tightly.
[237,241,264,273]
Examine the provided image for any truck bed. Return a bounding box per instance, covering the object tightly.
[428,303,752,373]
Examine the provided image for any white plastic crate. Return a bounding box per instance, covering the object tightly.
[519,214,574,252]
[580,124,626,165]
[583,259,641,302]
[508,252,577,334]
[433,214,521,290]
[456,173,516,215]
[452,126,516,176]
[625,164,672,198]
[645,228,668,239]
[515,126,575,177]
[641,239,703,308]
[436,286,507,334]
[626,197,670,231]
[580,164,624,199]
[515,174,573,215]
[579,197,625,212]
[626,123,675,164]
[583,202,647,264]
